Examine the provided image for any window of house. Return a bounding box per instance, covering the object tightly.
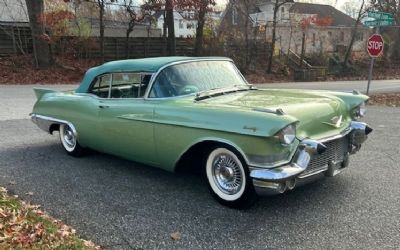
[179,20,184,29]
[340,31,345,42]
[328,31,332,37]
[356,32,364,41]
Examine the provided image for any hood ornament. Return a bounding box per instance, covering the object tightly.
[323,115,343,128]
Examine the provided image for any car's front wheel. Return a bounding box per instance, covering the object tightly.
[59,124,84,157]
[205,147,258,209]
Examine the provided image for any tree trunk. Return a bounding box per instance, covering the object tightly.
[343,0,364,68]
[125,25,133,59]
[25,0,51,69]
[162,10,167,56]
[244,8,250,69]
[165,0,176,56]
[267,0,279,73]
[300,32,306,68]
[391,5,400,61]
[195,6,206,56]
[99,0,105,62]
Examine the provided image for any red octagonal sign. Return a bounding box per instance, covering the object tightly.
[367,34,384,58]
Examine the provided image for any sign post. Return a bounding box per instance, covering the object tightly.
[366,32,384,95]
[364,11,394,95]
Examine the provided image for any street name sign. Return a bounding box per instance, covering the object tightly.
[367,34,384,58]
[364,19,394,27]
[368,11,394,20]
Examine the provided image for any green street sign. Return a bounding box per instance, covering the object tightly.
[368,11,394,20]
[364,19,394,27]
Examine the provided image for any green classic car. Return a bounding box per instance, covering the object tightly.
[31,57,372,208]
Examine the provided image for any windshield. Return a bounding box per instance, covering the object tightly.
[148,60,247,98]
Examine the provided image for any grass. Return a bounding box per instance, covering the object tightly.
[0,187,100,249]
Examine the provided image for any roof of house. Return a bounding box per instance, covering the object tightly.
[289,2,356,26]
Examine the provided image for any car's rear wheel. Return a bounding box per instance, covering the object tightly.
[59,124,84,157]
[205,147,258,209]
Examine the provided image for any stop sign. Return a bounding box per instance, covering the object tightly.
[367,34,384,57]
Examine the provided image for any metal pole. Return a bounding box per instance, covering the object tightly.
[366,27,380,95]
[366,57,374,95]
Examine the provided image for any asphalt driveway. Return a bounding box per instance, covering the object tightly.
[0,86,399,249]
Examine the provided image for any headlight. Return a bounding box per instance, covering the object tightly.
[277,124,296,145]
[355,102,367,118]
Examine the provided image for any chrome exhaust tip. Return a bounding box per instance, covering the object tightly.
[286,179,296,190]
[277,182,287,194]
[253,180,287,195]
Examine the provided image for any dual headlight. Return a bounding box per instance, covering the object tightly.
[276,124,296,145]
[354,102,367,118]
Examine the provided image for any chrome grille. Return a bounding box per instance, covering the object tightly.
[300,137,350,177]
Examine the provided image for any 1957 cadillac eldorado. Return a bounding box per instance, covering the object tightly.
[31,57,372,208]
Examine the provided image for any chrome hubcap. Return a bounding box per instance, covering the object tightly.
[63,126,76,148]
[212,154,243,195]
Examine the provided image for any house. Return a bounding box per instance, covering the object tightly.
[221,0,370,57]
[153,10,224,38]
[154,11,197,38]
[0,0,28,23]
[0,0,31,56]
[86,18,162,38]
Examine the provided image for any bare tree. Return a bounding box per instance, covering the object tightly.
[165,0,176,55]
[121,0,153,58]
[343,0,365,69]
[267,0,291,74]
[25,0,52,68]
[175,0,216,56]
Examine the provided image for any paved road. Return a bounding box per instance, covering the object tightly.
[256,79,400,93]
[0,85,400,249]
[0,79,398,119]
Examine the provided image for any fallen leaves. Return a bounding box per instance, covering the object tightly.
[0,55,100,85]
[369,93,400,107]
[0,187,101,249]
[170,231,182,241]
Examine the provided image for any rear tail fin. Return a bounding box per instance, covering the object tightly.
[33,88,57,100]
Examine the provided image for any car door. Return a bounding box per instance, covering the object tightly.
[96,73,158,166]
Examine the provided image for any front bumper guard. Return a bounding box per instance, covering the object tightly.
[250,121,373,195]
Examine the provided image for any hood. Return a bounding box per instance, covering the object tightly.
[195,89,353,140]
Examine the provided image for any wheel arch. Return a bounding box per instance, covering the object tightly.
[174,138,249,174]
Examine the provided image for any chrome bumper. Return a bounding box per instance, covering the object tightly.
[250,121,373,195]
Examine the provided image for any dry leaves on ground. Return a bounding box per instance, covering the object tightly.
[170,231,182,241]
[369,93,400,107]
[0,187,100,249]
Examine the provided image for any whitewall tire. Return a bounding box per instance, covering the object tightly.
[205,147,258,208]
[59,124,84,157]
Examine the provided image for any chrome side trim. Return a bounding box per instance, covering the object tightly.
[31,114,77,136]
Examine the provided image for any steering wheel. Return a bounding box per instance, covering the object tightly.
[178,85,200,95]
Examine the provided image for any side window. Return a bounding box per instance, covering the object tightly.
[149,70,178,98]
[90,74,111,98]
[110,73,152,99]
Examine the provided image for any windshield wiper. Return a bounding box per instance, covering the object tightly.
[195,85,257,101]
